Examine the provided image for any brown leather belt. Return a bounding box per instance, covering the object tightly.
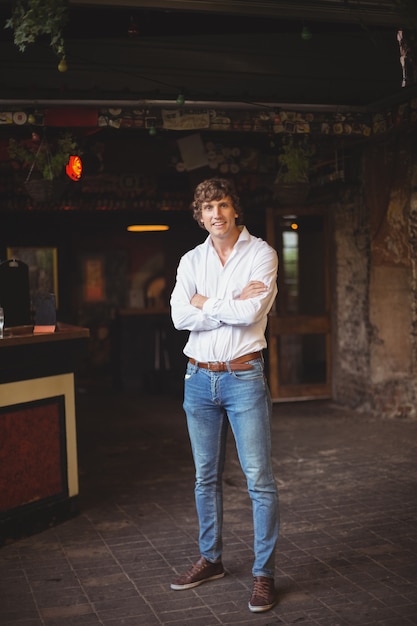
[188,351,262,372]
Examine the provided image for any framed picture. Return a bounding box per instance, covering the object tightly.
[6,247,59,308]
[82,255,106,302]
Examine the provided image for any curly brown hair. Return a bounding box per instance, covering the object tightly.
[191,177,243,229]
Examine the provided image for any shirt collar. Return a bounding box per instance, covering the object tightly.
[205,225,249,248]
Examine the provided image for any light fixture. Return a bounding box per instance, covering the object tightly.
[301,25,312,41]
[301,26,313,41]
[127,224,169,232]
[58,58,68,72]
[128,15,138,37]
[66,155,82,181]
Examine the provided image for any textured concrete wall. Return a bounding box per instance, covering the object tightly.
[333,144,417,418]
[333,186,373,410]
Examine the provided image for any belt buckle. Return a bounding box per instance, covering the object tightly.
[207,361,225,371]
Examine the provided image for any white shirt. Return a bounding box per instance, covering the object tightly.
[170,226,278,361]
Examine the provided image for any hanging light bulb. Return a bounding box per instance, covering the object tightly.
[128,15,138,37]
[301,25,312,41]
[58,57,68,72]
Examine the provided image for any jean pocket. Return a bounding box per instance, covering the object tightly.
[230,359,264,381]
[184,361,198,380]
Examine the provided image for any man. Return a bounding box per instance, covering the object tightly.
[170,177,279,613]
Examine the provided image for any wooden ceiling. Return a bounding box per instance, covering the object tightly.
[0,0,415,110]
[68,1,408,26]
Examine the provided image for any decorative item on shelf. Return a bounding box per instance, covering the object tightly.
[273,134,313,205]
[8,131,80,203]
[5,0,69,71]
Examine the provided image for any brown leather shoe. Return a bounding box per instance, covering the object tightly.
[248,576,276,612]
[170,556,225,590]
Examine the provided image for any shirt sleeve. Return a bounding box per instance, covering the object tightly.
[202,243,278,326]
[170,255,223,331]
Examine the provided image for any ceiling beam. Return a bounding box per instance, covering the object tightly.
[0,98,368,113]
[69,0,404,26]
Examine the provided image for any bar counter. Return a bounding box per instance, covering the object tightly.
[0,322,89,347]
[0,323,89,545]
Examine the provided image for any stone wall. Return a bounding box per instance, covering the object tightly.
[333,137,417,418]
[333,185,373,410]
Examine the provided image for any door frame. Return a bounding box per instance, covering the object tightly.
[266,205,332,401]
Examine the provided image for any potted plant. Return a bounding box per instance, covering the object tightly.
[273,134,312,205]
[8,131,79,202]
[5,0,69,72]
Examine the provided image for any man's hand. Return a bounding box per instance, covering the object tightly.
[238,281,268,300]
[190,293,208,309]
[191,281,267,308]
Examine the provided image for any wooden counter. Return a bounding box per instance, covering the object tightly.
[0,322,89,347]
[0,323,89,545]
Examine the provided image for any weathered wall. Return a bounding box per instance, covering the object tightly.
[333,185,373,410]
[333,135,417,418]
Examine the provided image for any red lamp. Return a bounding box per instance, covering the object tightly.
[66,155,82,181]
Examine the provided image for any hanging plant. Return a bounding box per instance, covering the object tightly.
[8,132,79,180]
[9,132,80,202]
[5,0,69,70]
[273,134,313,205]
[275,134,312,185]
[8,131,81,203]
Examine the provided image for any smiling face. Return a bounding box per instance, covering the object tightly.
[192,177,243,230]
[200,195,239,241]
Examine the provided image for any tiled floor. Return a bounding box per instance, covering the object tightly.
[1,383,417,625]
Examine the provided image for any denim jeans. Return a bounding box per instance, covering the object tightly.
[183,357,279,578]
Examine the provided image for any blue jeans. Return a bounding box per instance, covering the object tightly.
[183,357,279,578]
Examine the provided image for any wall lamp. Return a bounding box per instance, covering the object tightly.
[127,224,169,232]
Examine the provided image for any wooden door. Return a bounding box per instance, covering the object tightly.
[266,206,331,401]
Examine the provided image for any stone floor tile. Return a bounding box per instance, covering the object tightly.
[1,391,416,625]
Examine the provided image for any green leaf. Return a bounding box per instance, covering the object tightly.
[4,0,69,61]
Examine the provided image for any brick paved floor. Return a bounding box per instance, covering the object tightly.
[1,385,417,625]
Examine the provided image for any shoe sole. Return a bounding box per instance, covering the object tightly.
[248,601,275,613]
[170,571,225,590]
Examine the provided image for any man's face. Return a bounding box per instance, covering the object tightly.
[200,195,238,238]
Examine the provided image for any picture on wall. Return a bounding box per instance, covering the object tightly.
[6,247,59,308]
[82,256,106,302]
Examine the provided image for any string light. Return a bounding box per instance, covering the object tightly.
[301,25,312,41]
[128,16,138,37]
[58,58,68,72]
